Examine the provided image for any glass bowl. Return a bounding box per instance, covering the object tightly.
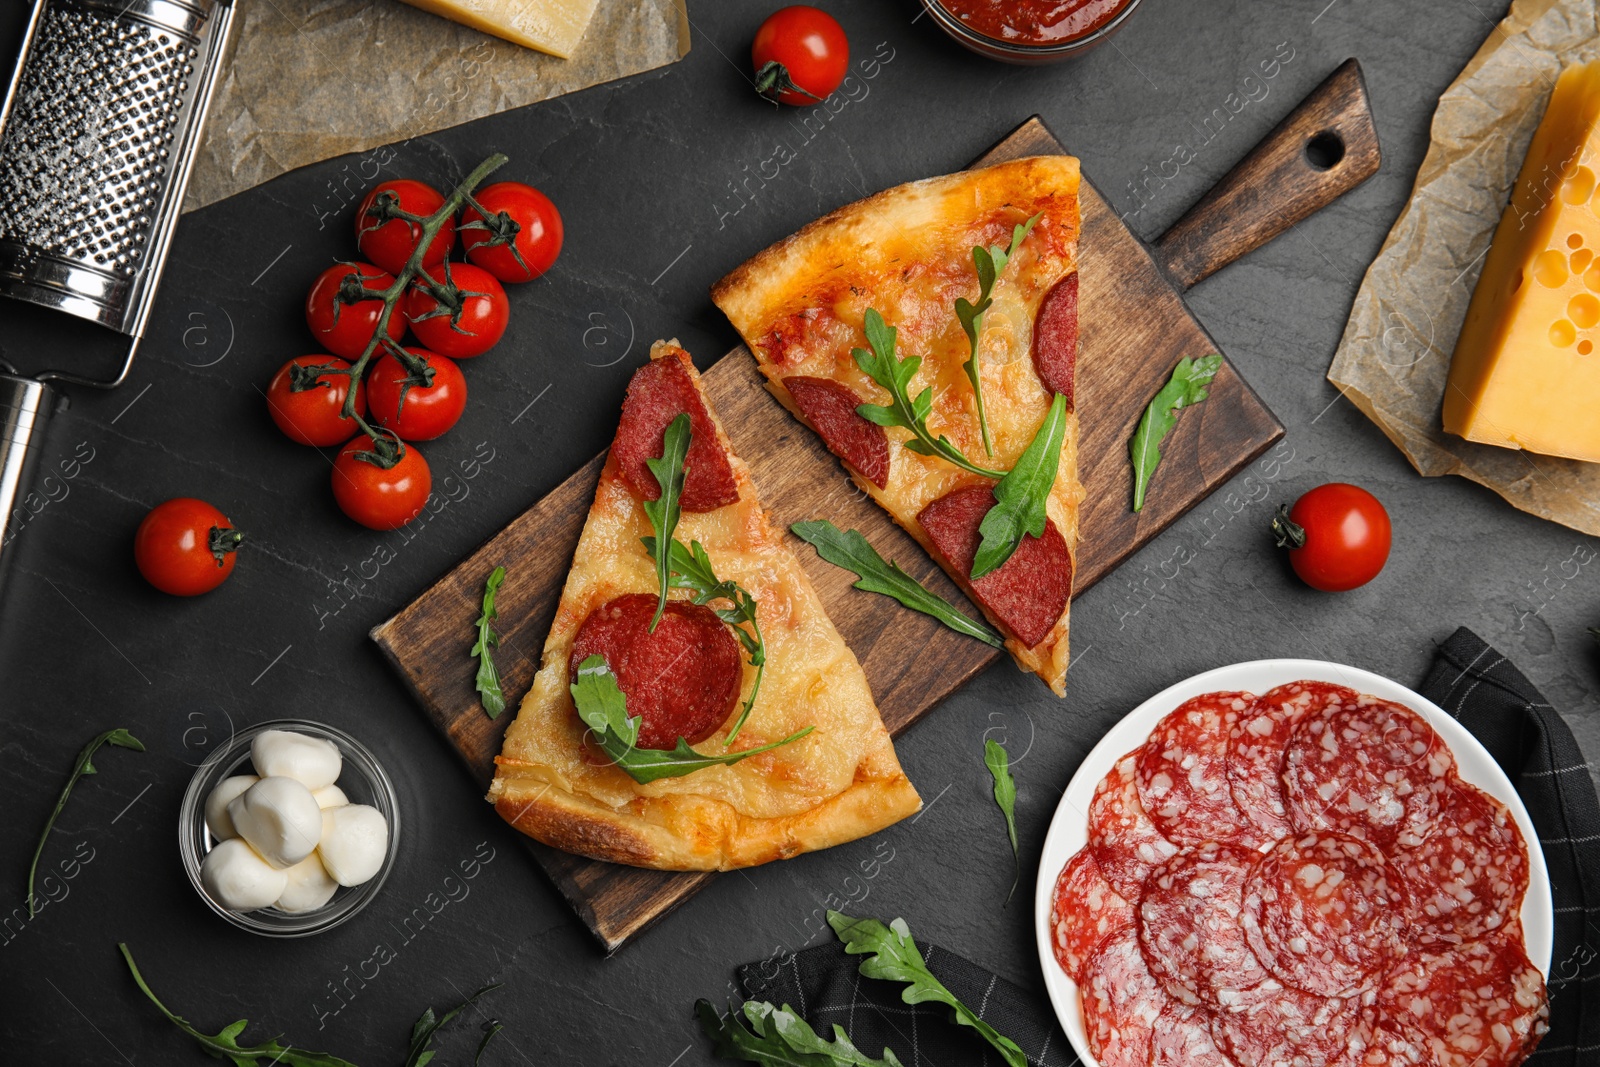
[179,719,400,937]
[919,0,1144,65]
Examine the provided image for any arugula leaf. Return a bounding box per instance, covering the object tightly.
[1129,354,1223,512]
[984,740,1020,901]
[475,1022,503,1065]
[29,729,143,916]
[471,566,507,719]
[852,309,1005,480]
[571,656,810,783]
[827,912,1027,1067]
[405,984,500,1067]
[789,521,1000,648]
[955,213,1042,457]
[697,999,906,1066]
[643,413,692,631]
[971,391,1068,580]
[119,943,359,1067]
[641,536,766,744]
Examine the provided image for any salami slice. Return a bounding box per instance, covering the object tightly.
[780,375,890,488]
[1137,692,1264,848]
[1210,980,1364,1067]
[916,484,1072,648]
[1138,841,1267,1004]
[1080,929,1169,1067]
[1032,271,1078,409]
[613,351,739,513]
[569,594,743,750]
[1241,831,1407,998]
[1403,780,1529,946]
[1374,933,1549,1067]
[1151,1001,1231,1067]
[1283,696,1456,850]
[1050,848,1135,984]
[1088,751,1179,899]
[1230,681,1359,839]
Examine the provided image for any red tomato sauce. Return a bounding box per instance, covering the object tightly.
[937,0,1131,45]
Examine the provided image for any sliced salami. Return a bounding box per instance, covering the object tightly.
[1374,933,1549,1067]
[1229,681,1359,839]
[1210,980,1364,1067]
[1150,1001,1231,1067]
[1032,271,1078,409]
[1137,692,1264,848]
[1050,849,1135,984]
[1241,831,1407,998]
[1403,780,1529,946]
[1138,841,1267,1004]
[1080,929,1169,1067]
[1283,695,1456,850]
[612,351,740,513]
[569,594,743,749]
[916,484,1072,649]
[781,375,890,488]
[1088,750,1179,899]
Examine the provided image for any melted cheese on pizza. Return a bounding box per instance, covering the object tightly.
[712,155,1084,694]
[489,344,919,870]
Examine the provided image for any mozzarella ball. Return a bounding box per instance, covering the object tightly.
[311,783,348,809]
[274,853,339,914]
[251,730,341,790]
[203,774,258,840]
[201,838,288,911]
[228,776,322,868]
[317,804,389,886]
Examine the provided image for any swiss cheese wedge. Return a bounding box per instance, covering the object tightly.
[712,156,1084,694]
[488,343,920,870]
[1445,60,1600,463]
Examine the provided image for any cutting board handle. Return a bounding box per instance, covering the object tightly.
[1151,58,1380,290]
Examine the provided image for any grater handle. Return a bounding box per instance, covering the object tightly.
[0,375,56,599]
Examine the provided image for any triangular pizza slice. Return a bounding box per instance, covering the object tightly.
[712,156,1083,695]
[488,342,920,870]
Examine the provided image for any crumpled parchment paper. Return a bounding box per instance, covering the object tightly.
[184,0,689,212]
[1326,0,1600,535]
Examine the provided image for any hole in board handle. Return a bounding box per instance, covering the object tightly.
[1305,131,1345,171]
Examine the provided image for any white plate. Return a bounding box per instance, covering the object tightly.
[1033,659,1554,1067]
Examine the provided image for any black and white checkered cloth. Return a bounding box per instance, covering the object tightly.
[735,627,1600,1066]
[1419,627,1600,1066]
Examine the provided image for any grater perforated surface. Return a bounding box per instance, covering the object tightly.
[0,4,201,278]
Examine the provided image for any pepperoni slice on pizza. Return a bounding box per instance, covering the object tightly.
[487,342,921,870]
[712,156,1084,694]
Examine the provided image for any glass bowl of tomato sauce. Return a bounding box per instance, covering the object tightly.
[920,0,1143,64]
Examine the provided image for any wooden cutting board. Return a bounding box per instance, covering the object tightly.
[372,60,1379,952]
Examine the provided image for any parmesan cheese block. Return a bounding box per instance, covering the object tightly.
[397,0,600,60]
[1444,61,1600,463]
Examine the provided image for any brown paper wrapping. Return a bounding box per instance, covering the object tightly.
[184,0,690,212]
[1326,0,1600,534]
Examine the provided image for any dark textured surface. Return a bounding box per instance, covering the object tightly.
[4,0,1597,1063]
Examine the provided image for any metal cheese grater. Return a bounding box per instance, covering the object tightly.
[0,0,235,584]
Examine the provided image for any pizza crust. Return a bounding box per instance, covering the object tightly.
[712,156,1084,694]
[487,344,921,871]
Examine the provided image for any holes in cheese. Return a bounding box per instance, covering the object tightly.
[1444,59,1600,462]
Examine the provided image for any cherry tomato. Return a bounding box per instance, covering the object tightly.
[404,263,509,359]
[752,6,848,106]
[354,179,455,276]
[332,436,432,530]
[305,262,406,360]
[459,182,563,283]
[1273,483,1392,592]
[365,348,467,441]
[265,356,366,447]
[134,498,243,596]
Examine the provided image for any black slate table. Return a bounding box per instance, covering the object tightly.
[5,1,1597,1063]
